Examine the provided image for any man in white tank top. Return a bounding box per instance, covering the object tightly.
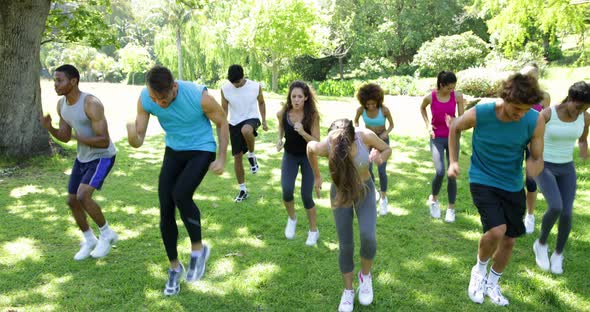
[221,64,268,202]
[40,64,118,261]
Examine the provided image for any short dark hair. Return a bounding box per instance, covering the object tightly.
[436,71,457,89]
[145,65,174,93]
[356,83,384,108]
[563,81,590,104]
[498,73,543,105]
[55,64,80,84]
[227,64,244,83]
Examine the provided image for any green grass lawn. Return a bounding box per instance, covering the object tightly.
[2,110,590,311]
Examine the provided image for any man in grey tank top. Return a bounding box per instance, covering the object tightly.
[40,64,118,261]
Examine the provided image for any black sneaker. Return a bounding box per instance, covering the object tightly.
[234,190,248,202]
[247,155,259,174]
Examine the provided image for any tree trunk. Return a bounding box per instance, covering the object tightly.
[271,52,279,92]
[338,57,344,80]
[176,27,183,80]
[0,0,52,159]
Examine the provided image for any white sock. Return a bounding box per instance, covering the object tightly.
[99,222,111,234]
[239,183,247,191]
[382,197,388,204]
[248,152,255,158]
[191,249,203,258]
[487,268,502,286]
[477,255,489,275]
[83,229,97,242]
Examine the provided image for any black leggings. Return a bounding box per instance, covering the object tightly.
[159,147,215,261]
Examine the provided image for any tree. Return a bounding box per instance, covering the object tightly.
[248,0,322,91]
[0,0,115,159]
[0,0,52,158]
[119,43,153,85]
[470,0,588,57]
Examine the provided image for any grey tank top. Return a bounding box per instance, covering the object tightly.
[328,130,370,171]
[60,92,117,162]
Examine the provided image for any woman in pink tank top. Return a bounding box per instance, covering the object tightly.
[520,64,551,234]
[420,71,465,223]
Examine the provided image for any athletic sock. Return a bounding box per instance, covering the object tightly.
[239,183,247,191]
[98,222,111,234]
[487,268,502,286]
[248,151,255,158]
[83,229,97,242]
[191,249,203,258]
[477,255,490,275]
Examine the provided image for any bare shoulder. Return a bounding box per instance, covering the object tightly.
[381,105,391,115]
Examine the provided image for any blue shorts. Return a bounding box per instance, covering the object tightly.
[68,156,116,194]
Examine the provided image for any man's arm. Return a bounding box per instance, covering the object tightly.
[78,95,111,148]
[40,100,72,142]
[126,97,150,148]
[448,107,476,177]
[257,84,268,131]
[526,114,546,177]
[202,90,229,175]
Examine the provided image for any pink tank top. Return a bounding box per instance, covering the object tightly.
[430,90,456,138]
[532,104,543,112]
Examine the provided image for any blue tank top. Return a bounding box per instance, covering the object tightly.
[362,108,386,127]
[469,102,538,192]
[141,81,216,152]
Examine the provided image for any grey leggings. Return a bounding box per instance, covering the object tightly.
[281,152,315,209]
[430,137,457,203]
[331,179,377,273]
[369,137,389,192]
[535,161,577,253]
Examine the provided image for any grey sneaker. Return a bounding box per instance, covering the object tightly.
[164,263,185,296]
[187,244,211,282]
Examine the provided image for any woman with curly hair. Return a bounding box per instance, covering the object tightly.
[277,81,321,245]
[354,83,394,216]
[307,118,391,312]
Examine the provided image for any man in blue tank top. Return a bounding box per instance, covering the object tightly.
[126,66,229,296]
[448,73,545,306]
[40,64,118,261]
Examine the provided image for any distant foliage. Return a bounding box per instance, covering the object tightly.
[312,80,360,97]
[373,76,418,96]
[484,42,546,73]
[457,67,510,97]
[311,76,419,97]
[412,32,489,77]
[290,55,338,82]
[350,57,397,79]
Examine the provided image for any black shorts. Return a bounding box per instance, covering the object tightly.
[229,118,260,156]
[470,183,526,238]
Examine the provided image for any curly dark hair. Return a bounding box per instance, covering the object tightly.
[562,81,590,105]
[356,83,384,109]
[498,73,543,105]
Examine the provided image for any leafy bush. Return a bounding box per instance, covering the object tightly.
[484,42,546,73]
[457,68,511,97]
[311,76,419,97]
[290,55,338,81]
[412,31,489,77]
[312,79,361,97]
[350,57,396,79]
[373,76,418,96]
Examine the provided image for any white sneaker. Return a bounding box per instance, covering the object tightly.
[429,200,441,218]
[444,208,456,223]
[379,197,388,216]
[90,230,118,258]
[550,252,563,275]
[74,239,97,261]
[485,283,509,306]
[524,214,535,234]
[375,189,380,201]
[468,265,485,304]
[305,230,319,246]
[284,217,297,240]
[533,239,550,272]
[338,289,355,312]
[357,272,373,306]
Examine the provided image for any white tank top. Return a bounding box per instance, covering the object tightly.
[221,79,261,125]
[544,106,584,163]
[60,92,117,162]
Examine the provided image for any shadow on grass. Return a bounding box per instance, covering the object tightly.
[1,121,589,311]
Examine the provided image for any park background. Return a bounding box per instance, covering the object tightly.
[1,0,590,311]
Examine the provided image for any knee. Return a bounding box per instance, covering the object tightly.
[282,191,294,203]
[67,196,79,209]
[339,242,354,259]
[548,204,564,215]
[360,234,377,259]
[434,167,445,178]
[302,196,315,210]
[501,237,516,250]
[171,188,191,208]
[487,226,507,241]
[241,125,253,136]
[76,189,92,203]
